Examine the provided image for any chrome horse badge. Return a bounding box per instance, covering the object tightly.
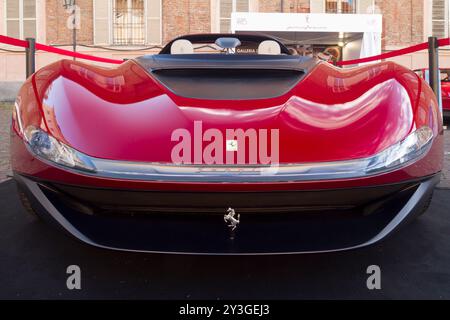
[224,207,240,231]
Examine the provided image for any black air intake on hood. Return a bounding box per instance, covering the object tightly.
[134,54,318,100]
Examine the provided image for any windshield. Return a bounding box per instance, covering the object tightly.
[185,41,267,54]
[159,34,292,55]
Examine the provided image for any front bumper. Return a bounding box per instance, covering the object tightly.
[15,173,440,255]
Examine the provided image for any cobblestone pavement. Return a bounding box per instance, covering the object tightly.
[0,103,12,182]
[0,101,450,186]
[441,123,450,188]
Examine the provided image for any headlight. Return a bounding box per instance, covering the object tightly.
[24,126,96,172]
[366,126,433,174]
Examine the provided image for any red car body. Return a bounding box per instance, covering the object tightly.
[10,34,443,254]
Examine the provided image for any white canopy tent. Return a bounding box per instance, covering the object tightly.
[231,12,382,63]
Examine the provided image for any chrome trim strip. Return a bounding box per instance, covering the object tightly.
[61,138,433,182]
[25,127,433,183]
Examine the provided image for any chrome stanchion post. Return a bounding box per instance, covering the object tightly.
[25,37,36,78]
[428,36,443,119]
[428,36,439,97]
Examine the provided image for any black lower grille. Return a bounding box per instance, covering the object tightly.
[36,181,420,253]
[40,181,419,217]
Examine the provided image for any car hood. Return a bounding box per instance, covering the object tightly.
[30,59,421,164]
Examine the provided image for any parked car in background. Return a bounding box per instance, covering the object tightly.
[414,68,450,118]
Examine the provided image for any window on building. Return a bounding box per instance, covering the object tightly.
[325,0,357,14]
[94,0,161,45]
[5,0,36,39]
[432,0,448,38]
[113,0,145,45]
[219,0,249,33]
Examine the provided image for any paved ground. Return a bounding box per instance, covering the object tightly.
[1,102,450,299]
[0,103,12,182]
[441,122,450,188]
[0,179,450,299]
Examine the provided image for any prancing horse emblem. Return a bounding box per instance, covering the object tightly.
[224,207,240,231]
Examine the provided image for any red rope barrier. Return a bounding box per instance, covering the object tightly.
[35,43,123,64]
[438,37,450,47]
[336,37,450,66]
[1,34,450,68]
[0,35,29,48]
[0,34,123,64]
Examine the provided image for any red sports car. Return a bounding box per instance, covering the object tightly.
[10,34,443,254]
[414,68,450,118]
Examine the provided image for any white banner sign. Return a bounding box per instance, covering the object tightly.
[231,12,382,33]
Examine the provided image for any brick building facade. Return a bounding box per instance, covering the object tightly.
[0,0,434,48]
[375,0,425,48]
[46,0,94,45]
